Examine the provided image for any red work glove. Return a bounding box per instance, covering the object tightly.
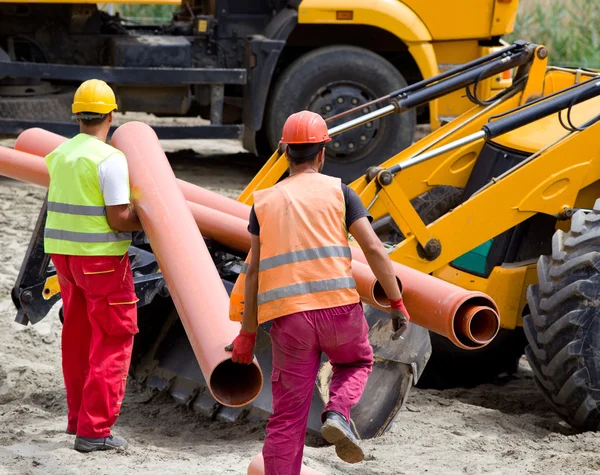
[224,330,257,365]
[389,298,410,340]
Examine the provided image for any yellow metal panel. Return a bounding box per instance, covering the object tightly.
[297,0,432,43]
[434,263,534,329]
[401,0,494,40]
[490,0,520,37]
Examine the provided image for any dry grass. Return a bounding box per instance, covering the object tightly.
[509,0,600,68]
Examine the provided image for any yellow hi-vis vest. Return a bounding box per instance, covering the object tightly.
[229,172,359,323]
[44,133,132,256]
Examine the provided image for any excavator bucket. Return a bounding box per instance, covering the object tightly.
[12,202,431,439]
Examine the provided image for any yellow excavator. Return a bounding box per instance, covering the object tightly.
[12,41,600,437]
[238,40,600,431]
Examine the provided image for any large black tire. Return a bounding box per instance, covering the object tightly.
[266,46,416,183]
[371,185,528,388]
[524,205,600,431]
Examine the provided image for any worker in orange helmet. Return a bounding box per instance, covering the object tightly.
[226,110,410,473]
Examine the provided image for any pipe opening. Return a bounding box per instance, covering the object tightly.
[467,307,499,344]
[372,277,403,307]
[210,359,263,407]
[454,299,500,349]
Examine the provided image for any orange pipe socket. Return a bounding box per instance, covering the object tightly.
[111,122,262,407]
[350,247,500,350]
[15,128,251,220]
[247,453,324,475]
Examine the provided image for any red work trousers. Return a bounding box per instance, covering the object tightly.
[51,254,139,438]
[262,303,373,475]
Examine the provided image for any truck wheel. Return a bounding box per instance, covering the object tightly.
[266,46,416,183]
[371,185,528,388]
[524,203,600,431]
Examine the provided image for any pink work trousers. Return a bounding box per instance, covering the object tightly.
[52,254,138,438]
[262,302,373,475]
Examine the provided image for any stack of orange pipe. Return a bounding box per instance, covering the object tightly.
[11,127,500,350]
[9,130,393,312]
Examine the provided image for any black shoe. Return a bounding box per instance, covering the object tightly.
[74,435,129,453]
[321,411,364,464]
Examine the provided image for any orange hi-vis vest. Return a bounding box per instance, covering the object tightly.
[229,172,360,323]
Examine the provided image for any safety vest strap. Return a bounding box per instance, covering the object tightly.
[48,201,106,216]
[258,245,351,271]
[45,228,132,243]
[257,276,356,306]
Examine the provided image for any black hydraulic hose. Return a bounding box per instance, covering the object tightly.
[483,77,600,139]
[325,40,530,124]
[390,40,528,99]
[396,44,536,111]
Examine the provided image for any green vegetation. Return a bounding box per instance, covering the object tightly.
[103,4,177,25]
[509,0,600,68]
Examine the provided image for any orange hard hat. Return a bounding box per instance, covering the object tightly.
[280,110,331,144]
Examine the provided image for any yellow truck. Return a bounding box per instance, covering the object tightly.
[0,0,519,181]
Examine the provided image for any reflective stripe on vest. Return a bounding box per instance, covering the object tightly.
[257,277,356,306]
[44,228,132,243]
[47,201,106,216]
[258,245,351,271]
[44,134,132,256]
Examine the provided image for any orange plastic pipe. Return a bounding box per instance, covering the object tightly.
[11,127,500,349]
[247,453,324,475]
[0,146,50,188]
[111,121,263,407]
[15,128,252,220]
[350,247,500,350]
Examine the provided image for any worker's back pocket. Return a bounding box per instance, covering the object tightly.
[106,291,139,336]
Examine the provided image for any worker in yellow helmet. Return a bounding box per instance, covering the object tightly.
[44,79,143,452]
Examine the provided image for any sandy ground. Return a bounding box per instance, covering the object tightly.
[1,134,600,475]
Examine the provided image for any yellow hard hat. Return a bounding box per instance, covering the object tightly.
[72,79,118,115]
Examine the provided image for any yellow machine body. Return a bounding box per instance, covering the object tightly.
[238,47,600,333]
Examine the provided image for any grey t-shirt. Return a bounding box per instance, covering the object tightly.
[248,183,372,236]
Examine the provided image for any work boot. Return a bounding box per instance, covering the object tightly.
[321,411,364,464]
[74,435,129,453]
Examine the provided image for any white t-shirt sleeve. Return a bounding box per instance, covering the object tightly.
[98,153,131,206]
